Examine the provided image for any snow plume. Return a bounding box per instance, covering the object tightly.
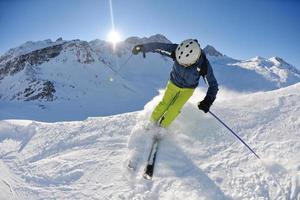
[141,86,250,120]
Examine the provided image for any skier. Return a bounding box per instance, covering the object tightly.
[132,39,219,128]
[126,39,219,172]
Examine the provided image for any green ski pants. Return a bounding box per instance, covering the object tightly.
[151,81,195,128]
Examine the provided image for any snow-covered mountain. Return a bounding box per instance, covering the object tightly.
[0,83,299,200]
[203,45,224,57]
[0,34,299,121]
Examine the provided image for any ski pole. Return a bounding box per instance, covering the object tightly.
[208,110,260,159]
[110,54,133,78]
[208,110,286,197]
[118,54,133,71]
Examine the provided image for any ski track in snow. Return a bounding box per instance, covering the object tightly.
[0,84,300,199]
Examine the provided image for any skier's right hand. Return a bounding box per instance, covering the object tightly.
[132,44,144,55]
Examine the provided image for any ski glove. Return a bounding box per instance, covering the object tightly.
[170,51,176,60]
[198,96,213,113]
[132,44,144,55]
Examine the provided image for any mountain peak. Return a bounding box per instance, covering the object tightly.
[203,45,223,57]
[254,56,265,60]
[147,34,171,43]
[269,56,289,66]
[268,56,300,75]
[124,34,171,45]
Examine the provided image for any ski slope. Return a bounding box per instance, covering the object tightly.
[0,83,299,200]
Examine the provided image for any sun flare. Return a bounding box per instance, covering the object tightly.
[107,30,121,45]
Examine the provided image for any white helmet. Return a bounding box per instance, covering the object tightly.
[175,39,201,67]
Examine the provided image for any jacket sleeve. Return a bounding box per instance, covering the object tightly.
[142,42,178,58]
[205,61,219,102]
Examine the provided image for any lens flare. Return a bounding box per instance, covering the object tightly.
[107,30,121,45]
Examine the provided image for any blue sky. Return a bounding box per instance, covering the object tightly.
[0,0,299,68]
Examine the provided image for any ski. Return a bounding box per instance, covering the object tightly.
[143,135,160,180]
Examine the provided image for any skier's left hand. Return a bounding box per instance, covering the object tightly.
[198,96,213,113]
[132,44,144,55]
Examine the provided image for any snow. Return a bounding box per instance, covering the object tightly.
[1,35,300,122]
[231,56,300,87]
[0,37,174,121]
[0,83,299,199]
[0,39,65,65]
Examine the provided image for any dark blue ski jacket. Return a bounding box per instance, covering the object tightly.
[142,42,219,101]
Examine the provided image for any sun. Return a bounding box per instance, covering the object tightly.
[107,30,121,45]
